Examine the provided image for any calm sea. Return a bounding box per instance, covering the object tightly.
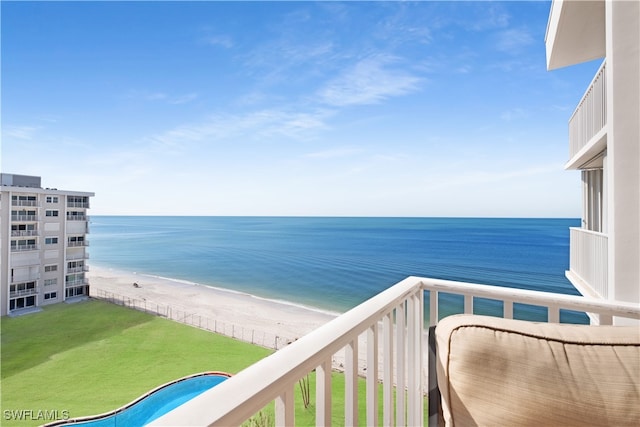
[89,216,586,322]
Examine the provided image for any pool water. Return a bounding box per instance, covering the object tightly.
[64,373,229,426]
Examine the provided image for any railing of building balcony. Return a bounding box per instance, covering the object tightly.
[66,253,89,261]
[66,214,88,221]
[11,230,39,237]
[11,215,37,221]
[569,227,608,299]
[65,278,89,287]
[569,60,607,160]
[11,244,39,252]
[11,200,39,207]
[67,266,89,274]
[67,240,89,247]
[151,276,640,427]
[67,201,90,208]
[10,287,39,298]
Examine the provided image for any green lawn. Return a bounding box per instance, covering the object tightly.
[1,299,423,426]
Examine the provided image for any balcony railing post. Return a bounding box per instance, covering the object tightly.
[396,300,406,427]
[345,338,358,426]
[366,323,379,426]
[316,358,332,426]
[407,292,419,426]
[383,312,394,426]
[275,386,294,427]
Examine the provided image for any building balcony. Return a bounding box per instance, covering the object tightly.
[67,266,89,274]
[545,0,605,71]
[11,215,37,222]
[67,240,89,248]
[11,200,40,207]
[67,201,90,208]
[11,229,39,237]
[10,286,39,298]
[151,276,639,426]
[566,60,607,169]
[65,278,89,287]
[11,244,40,252]
[66,214,88,221]
[66,252,90,261]
[567,227,608,299]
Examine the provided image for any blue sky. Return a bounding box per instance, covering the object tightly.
[2,1,601,217]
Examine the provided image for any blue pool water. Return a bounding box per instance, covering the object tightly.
[69,374,229,426]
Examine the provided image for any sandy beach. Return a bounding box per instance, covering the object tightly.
[88,265,339,347]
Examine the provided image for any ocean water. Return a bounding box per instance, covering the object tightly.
[89,216,586,322]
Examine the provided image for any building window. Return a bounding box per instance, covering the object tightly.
[65,286,87,298]
[44,278,58,286]
[44,292,58,300]
[45,237,59,245]
[9,296,36,311]
[582,169,604,232]
[46,196,59,203]
[46,210,59,217]
[44,264,58,272]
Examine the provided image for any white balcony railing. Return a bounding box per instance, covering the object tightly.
[67,240,89,247]
[11,244,39,252]
[65,278,89,287]
[11,215,37,221]
[67,201,90,208]
[10,287,39,298]
[569,227,608,298]
[11,230,39,237]
[568,60,607,160]
[66,253,90,261]
[11,200,39,207]
[152,276,640,427]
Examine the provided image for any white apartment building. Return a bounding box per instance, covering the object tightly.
[545,0,639,319]
[0,173,94,316]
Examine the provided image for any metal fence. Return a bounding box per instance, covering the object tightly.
[91,288,295,350]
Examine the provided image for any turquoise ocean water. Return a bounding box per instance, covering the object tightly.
[89,216,586,322]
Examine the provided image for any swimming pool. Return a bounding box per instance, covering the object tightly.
[45,372,231,426]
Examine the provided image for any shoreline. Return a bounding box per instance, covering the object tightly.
[87,265,339,345]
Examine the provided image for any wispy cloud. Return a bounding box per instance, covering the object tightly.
[304,147,362,159]
[495,27,534,54]
[126,90,198,105]
[204,35,234,49]
[3,125,40,140]
[500,108,528,121]
[319,55,422,106]
[169,93,198,105]
[149,108,333,148]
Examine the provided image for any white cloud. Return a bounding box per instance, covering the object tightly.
[495,27,534,54]
[319,55,422,106]
[3,125,40,140]
[500,108,528,121]
[169,93,198,105]
[149,108,333,148]
[205,35,234,49]
[304,147,362,159]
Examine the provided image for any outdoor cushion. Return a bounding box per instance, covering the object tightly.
[435,314,640,426]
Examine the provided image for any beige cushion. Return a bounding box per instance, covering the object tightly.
[435,314,640,426]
